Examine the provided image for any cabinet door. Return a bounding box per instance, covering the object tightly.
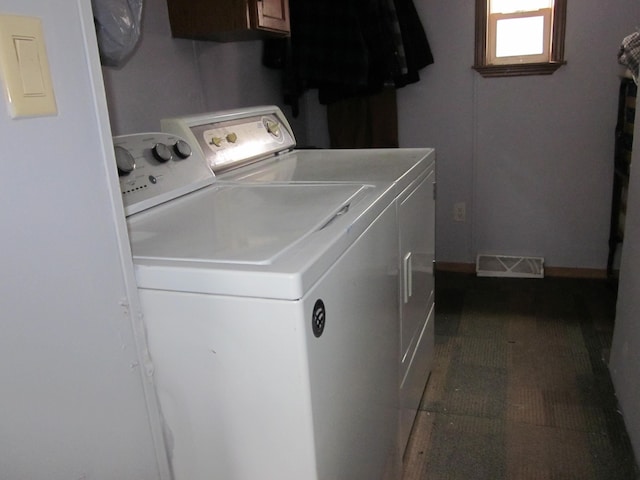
[255,0,290,33]
[167,0,289,41]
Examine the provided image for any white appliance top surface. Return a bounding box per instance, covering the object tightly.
[120,107,435,300]
[217,147,435,194]
[128,182,393,299]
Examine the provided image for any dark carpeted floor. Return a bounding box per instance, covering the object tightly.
[402,272,639,480]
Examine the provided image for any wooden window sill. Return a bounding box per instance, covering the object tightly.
[473,61,566,78]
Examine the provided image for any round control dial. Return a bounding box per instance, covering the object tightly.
[152,143,173,162]
[173,139,192,159]
[264,119,281,137]
[114,145,136,176]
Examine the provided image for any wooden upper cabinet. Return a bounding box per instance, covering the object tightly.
[166,0,290,41]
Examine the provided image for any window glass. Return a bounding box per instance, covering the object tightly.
[495,16,545,57]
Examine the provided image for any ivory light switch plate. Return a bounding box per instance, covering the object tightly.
[0,14,57,118]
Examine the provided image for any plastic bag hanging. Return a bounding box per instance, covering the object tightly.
[92,0,143,67]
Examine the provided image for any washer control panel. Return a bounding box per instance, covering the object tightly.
[114,132,214,216]
[161,105,296,174]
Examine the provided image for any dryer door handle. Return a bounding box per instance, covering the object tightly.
[403,251,413,304]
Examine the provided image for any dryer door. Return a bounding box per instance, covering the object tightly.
[398,168,436,452]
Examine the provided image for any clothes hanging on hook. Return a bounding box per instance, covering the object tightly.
[264,0,433,108]
[263,0,433,147]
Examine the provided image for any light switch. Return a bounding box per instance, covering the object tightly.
[0,15,57,118]
[15,37,46,95]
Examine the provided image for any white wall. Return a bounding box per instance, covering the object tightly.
[0,1,167,478]
[397,1,476,265]
[396,0,640,269]
[101,0,307,139]
[101,0,205,135]
[302,0,638,270]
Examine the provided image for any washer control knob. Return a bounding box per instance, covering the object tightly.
[152,143,173,162]
[173,139,192,159]
[114,145,136,176]
[265,119,280,137]
[226,132,238,143]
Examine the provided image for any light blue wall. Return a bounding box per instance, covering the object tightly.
[397,1,476,265]
[398,0,640,268]
[101,0,302,138]
[299,1,640,270]
[1,1,167,478]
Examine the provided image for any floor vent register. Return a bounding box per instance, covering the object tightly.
[476,254,544,278]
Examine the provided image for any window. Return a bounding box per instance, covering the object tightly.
[474,0,567,77]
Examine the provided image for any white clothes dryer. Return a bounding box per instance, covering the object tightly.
[162,106,436,454]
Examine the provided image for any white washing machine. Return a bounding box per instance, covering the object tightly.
[115,133,400,480]
[162,106,436,456]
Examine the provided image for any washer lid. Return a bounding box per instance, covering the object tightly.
[128,182,392,299]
